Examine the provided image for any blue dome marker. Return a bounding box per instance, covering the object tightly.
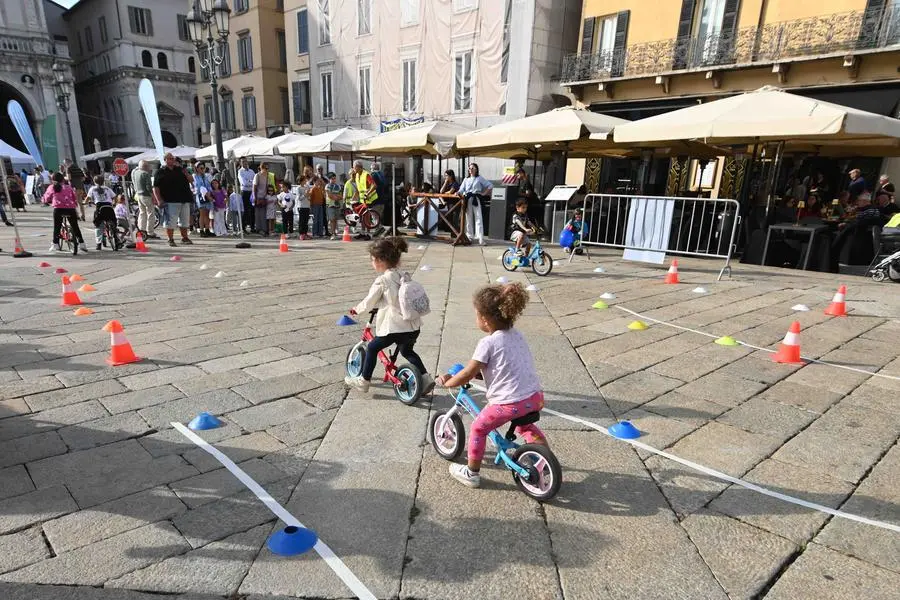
[336,315,357,326]
[267,525,318,556]
[188,412,222,431]
[608,421,641,440]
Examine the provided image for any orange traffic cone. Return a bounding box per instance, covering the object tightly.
[135,231,148,253]
[103,320,141,366]
[342,225,352,242]
[279,234,289,253]
[70,274,85,282]
[60,276,82,306]
[772,321,803,364]
[824,285,848,317]
[664,260,680,284]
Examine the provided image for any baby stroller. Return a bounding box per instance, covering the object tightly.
[867,226,900,282]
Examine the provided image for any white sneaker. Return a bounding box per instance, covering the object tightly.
[79,244,88,252]
[421,373,435,394]
[449,464,481,488]
[48,244,58,252]
[344,375,370,392]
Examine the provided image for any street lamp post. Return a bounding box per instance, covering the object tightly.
[52,62,77,165]
[187,0,231,174]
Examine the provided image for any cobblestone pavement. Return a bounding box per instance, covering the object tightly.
[1,209,898,600]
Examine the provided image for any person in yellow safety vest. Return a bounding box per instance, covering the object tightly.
[352,160,378,206]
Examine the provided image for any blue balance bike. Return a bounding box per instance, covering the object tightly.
[501,238,553,276]
[429,364,562,500]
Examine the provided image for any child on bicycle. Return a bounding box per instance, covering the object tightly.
[87,175,119,250]
[436,282,547,488]
[562,208,584,254]
[114,194,133,243]
[344,237,434,394]
[42,172,87,254]
[511,199,537,257]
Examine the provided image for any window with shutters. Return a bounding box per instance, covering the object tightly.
[500,0,511,83]
[358,0,372,35]
[402,58,417,112]
[359,65,372,116]
[203,97,212,132]
[99,17,108,44]
[453,50,473,112]
[128,7,153,36]
[76,31,83,56]
[695,0,727,63]
[177,15,190,42]
[297,9,309,53]
[218,42,231,77]
[242,95,257,131]
[277,30,287,70]
[85,26,94,52]
[193,95,200,117]
[596,15,617,70]
[401,0,419,26]
[292,79,311,124]
[221,92,236,131]
[234,0,249,14]
[318,0,332,45]
[320,70,333,119]
[280,88,290,123]
[238,34,253,72]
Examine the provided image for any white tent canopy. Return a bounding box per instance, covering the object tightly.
[195,135,266,160]
[613,86,900,157]
[238,133,309,157]
[279,127,377,155]
[125,145,199,166]
[0,139,37,167]
[81,147,150,162]
[353,121,471,157]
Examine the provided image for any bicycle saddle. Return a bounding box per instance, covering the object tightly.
[505,411,540,441]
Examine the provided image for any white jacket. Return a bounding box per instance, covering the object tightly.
[354,269,421,336]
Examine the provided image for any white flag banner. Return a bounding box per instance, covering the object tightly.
[622,198,675,265]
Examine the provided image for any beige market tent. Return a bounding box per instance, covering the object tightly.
[125,145,198,166]
[195,135,266,161]
[613,86,900,157]
[353,121,472,157]
[279,127,377,155]
[81,147,150,162]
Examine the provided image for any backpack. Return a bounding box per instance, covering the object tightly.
[398,272,430,320]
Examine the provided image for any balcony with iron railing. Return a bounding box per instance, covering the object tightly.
[562,7,900,85]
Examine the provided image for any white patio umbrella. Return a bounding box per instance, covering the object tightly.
[125,145,199,166]
[279,127,377,155]
[613,86,900,157]
[353,121,472,157]
[81,147,150,162]
[195,135,266,160]
[238,132,310,157]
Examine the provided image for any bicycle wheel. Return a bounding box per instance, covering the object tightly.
[501,249,519,272]
[105,223,119,251]
[429,411,465,461]
[345,343,366,378]
[343,209,359,227]
[511,444,562,501]
[393,363,422,405]
[362,209,381,230]
[531,251,553,276]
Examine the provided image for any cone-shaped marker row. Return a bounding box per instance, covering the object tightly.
[627,320,648,331]
[55,267,67,274]
[525,284,539,292]
[772,321,803,364]
[214,271,225,278]
[342,225,352,242]
[692,287,707,294]
[715,335,738,347]
[61,276,82,306]
[664,260,680,284]
[170,255,182,262]
[599,292,615,300]
[592,300,608,310]
[279,234,289,253]
[593,266,605,273]
[134,232,148,253]
[103,320,141,366]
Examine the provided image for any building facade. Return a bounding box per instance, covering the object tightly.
[0,0,85,168]
[59,0,198,153]
[284,0,581,178]
[196,0,290,145]
[561,0,900,194]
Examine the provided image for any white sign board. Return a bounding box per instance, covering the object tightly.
[544,185,579,202]
[622,198,675,264]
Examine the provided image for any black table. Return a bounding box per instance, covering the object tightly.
[761,223,829,270]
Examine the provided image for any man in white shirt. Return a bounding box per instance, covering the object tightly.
[237,158,256,233]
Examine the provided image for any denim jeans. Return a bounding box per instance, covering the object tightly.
[312,204,326,236]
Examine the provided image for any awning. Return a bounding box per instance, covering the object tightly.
[125,145,199,166]
[238,133,310,157]
[195,135,267,160]
[613,86,900,157]
[0,139,37,166]
[353,121,471,157]
[81,147,151,162]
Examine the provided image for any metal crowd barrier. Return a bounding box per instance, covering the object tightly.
[577,193,741,281]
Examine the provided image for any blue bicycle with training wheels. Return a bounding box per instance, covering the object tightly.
[429,363,562,500]
[501,237,553,276]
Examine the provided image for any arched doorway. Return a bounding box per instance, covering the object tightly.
[0,81,36,152]
[161,130,178,147]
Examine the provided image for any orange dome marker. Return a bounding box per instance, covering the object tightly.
[73,307,94,316]
[70,274,85,282]
[78,284,97,292]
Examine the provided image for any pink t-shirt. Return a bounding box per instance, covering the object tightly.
[473,328,542,405]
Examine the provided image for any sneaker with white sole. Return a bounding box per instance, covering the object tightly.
[344,375,370,392]
[449,464,481,488]
[79,244,88,253]
[48,244,58,253]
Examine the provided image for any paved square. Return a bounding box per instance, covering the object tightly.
[1,211,898,599]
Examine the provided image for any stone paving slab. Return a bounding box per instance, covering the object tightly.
[0,527,52,574]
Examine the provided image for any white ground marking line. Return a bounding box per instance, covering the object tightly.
[466,385,899,534]
[614,305,900,382]
[172,423,377,600]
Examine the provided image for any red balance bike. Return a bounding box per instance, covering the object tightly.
[345,309,425,405]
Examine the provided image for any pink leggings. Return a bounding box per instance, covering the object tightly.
[468,391,546,464]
